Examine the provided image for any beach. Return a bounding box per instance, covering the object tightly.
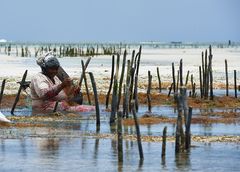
[1,44,240,95]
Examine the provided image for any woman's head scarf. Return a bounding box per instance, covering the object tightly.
[36,51,60,69]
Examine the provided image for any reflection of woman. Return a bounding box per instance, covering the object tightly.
[30,52,95,113]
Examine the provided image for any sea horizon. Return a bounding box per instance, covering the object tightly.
[1,40,240,50]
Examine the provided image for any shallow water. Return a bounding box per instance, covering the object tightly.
[1,104,240,136]
[3,104,240,117]
[0,137,239,172]
[1,106,239,171]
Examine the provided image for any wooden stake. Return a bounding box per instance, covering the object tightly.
[81,60,91,105]
[89,72,100,132]
[134,75,139,112]
[123,84,127,117]
[162,126,167,157]
[201,51,205,98]
[204,49,209,99]
[53,101,59,112]
[79,57,91,88]
[209,46,214,100]
[234,70,237,98]
[185,70,189,87]
[185,107,192,150]
[0,79,6,106]
[106,55,115,109]
[117,50,127,110]
[133,46,142,112]
[131,101,144,160]
[147,71,152,112]
[191,74,194,98]
[157,67,162,93]
[225,59,229,96]
[129,67,135,113]
[168,83,173,97]
[117,111,123,162]
[124,60,131,118]
[172,63,176,93]
[110,75,118,125]
[199,66,203,98]
[11,70,28,115]
[179,59,183,87]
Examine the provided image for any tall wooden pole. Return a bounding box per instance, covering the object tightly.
[162,126,167,157]
[117,50,127,110]
[117,111,123,162]
[172,63,176,93]
[157,67,162,93]
[0,79,6,106]
[106,55,115,109]
[225,59,229,96]
[199,66,203,98]
[81,60,91,105]
[131,101,144,160]
[11,70,28,115]
[89,72,100,131]
[234,70,237,98]
[147,71,152,112]
[110,75,118,125]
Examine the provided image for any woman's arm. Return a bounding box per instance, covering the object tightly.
[31,74,72,100]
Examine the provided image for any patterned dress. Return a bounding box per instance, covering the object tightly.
[30,73,95,113]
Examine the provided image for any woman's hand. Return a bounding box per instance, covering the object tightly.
[73,86,80,96]
[61,77,72,88]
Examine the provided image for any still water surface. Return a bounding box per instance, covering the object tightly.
[1,106,240,171]
[0,137,239,172]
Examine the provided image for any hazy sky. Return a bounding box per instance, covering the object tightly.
[0,0,239,43]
